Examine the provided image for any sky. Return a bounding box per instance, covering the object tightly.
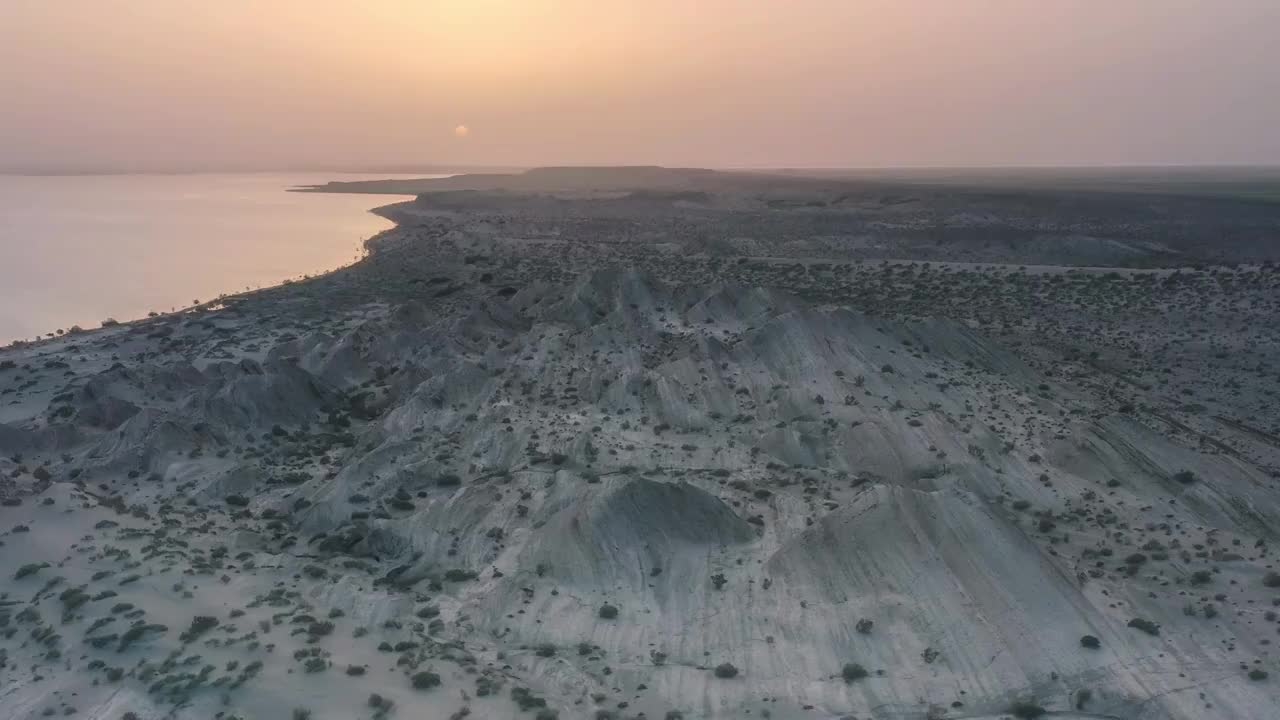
[2,0,1278,171]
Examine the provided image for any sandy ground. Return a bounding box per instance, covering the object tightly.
[3,168,1280,719]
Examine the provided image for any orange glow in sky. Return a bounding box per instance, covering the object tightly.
[2,0,1278,170]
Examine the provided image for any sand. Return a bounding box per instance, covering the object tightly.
[3,167,1280,719]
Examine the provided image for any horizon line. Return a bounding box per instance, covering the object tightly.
[5,161,1280,177]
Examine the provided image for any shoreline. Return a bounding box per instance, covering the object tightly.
[2,191,424,352]
[1,215,402,352]
[0,175,420,349]
[4,191,1267,355]
[8,163,1279,351]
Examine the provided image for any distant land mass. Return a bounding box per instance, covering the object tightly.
[299,164,1280,267]
[298,163,1280,202]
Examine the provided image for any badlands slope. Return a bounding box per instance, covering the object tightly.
[4,171,1280,720]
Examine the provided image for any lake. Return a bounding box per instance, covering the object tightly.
[0,173,438,343]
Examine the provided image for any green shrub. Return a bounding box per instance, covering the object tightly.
[411,671,441,690]
[180,616,219,643]
[1076,688,1093,709]
[511,686,546,710]
[59,587,91,612]
[841,663,868,682]
[1008,701,1045,718]
[1127,617,1160,636]
[118,623,167,652]
[14,563,48,580]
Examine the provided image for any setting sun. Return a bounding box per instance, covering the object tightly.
[4,1,1277,169]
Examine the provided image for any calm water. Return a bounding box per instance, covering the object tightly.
[0,173,439,343]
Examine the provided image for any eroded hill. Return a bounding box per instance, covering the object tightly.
[3,175,1280,720]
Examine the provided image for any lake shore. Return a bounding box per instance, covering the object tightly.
[0,173,443,344]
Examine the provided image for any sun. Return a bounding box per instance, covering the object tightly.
[454,124,470,139]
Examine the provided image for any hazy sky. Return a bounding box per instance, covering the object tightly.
[2,0,1278,170]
